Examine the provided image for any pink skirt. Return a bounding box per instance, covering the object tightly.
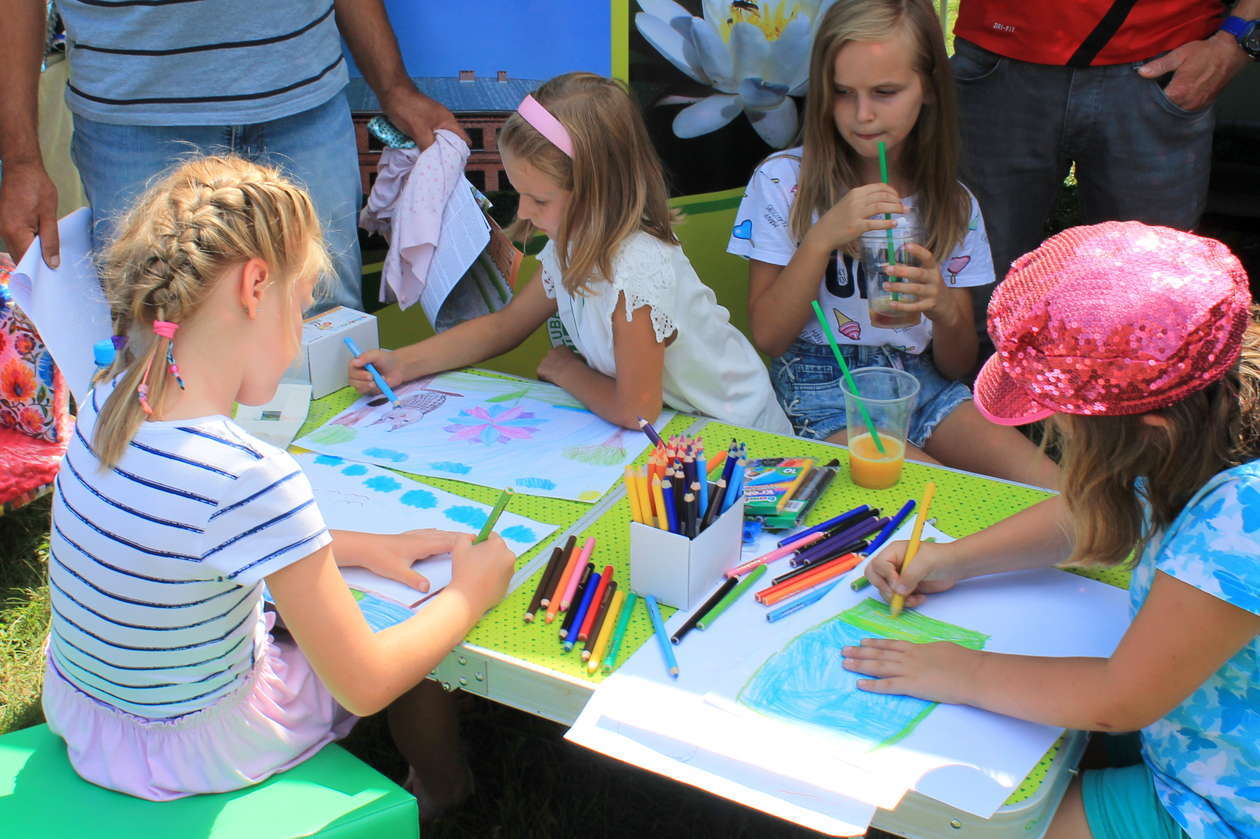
[42,612,357,801]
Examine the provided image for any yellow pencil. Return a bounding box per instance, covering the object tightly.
[635,469,654,528]
[890,481,936,617]
[587,589,626,673]
[625,467,643,524]
[651,476,669,531]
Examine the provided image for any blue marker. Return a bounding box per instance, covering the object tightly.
[644,595,679,678]
[343,337,400,406]
[777,505,871,548]
[766,579,842,623]
[864,499,916,558]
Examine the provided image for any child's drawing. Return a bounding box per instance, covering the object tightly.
[295,371,674,502]
[739,598,988,748]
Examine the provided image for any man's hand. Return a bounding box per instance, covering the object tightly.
[0,158,59,267]
[381,86,470,149]
[1137,31,1250,112]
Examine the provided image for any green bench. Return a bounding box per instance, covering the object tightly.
[0,724,418,838]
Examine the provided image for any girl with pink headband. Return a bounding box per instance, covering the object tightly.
[852,222,1260,839]
[350,72,790,435]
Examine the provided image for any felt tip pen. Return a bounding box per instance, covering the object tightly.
[777,505,870,548]
[864,498,917,559]
[697,565,766,631]
[670,575,738,645]
[343,337,400,406]
[767,579,842,623]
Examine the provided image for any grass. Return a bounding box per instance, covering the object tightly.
[0,496,52,735]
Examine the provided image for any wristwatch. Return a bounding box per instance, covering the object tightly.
[1220,15,1260,61]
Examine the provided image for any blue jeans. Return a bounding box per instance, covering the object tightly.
[951,38,1214,343]
[769,340,971,448]
[71,92,362,312]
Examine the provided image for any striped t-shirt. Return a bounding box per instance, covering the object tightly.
[48,381,331,719]
[56,0,348,126]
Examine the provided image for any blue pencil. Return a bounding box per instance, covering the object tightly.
[722,458,746,513]
[766,579,842,623]
[865,499,917,557]
[777,505,871,548]
[661,479,679,533]
[343,337,400,407]
[644,595,679,678]
[696,467,709,520]
[564,570,602,650]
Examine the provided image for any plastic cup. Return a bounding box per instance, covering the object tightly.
[859,227,921,329]
[841,367,919,490]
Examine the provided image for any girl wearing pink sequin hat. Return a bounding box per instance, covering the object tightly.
[848,222,1260,839]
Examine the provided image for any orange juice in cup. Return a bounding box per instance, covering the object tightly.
[841,367,919,491]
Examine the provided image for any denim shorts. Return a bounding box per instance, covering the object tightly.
[769,339,970,447]
[1082,762,1189,839]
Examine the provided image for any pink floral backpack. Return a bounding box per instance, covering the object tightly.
[0,252,69,443]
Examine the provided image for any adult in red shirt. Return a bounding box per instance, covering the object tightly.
[952,0,1257,353]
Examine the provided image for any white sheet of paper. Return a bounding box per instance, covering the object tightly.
[9,208,111,402]
[295,452,557,610]
[566,520,1130,831]
[233,383,311,450]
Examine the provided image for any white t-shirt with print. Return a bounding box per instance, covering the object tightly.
[726,150,994,355]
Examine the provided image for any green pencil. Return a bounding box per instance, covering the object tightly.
[601,592,639,673]
[475,488,513,543]
[850,575,872,591]
[697,566,766,630]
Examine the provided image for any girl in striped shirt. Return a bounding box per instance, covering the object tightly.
[42,156,513,814]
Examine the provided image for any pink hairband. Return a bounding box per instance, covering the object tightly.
[517,94,573,157]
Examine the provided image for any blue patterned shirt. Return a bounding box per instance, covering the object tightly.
[1132,461,1260,838]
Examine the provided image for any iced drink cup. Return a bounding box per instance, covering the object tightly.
[859,227,921,329]
[841,367,919,490]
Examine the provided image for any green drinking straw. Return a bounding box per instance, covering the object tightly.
[811,300,886,454]
[877,141,896,268]
[474,488,513,543]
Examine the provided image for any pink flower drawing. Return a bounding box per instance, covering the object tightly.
[445,404,543,445]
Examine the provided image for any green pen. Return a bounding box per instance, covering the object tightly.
[697,566,766,630]
[602,592,639,673]
[475,488,513,543]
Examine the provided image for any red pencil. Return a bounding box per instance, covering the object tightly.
[577,565,614,641]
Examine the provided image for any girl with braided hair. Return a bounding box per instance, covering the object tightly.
[43,156,512,814]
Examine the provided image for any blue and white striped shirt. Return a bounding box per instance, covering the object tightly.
[56,0,348,126]
[48,381,331,718]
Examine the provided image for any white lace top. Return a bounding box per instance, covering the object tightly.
[538,231,791,434]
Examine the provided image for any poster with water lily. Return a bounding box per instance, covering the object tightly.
[631,0,833,195]
[294,370,674,502]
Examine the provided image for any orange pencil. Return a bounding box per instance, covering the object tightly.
[757,552,862,601]
[545,538,584,623]
[757,554,862,606]
[706,450,727,478]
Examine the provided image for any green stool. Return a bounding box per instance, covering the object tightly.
[0,725,418,838]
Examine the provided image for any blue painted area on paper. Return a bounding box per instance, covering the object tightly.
[499,525,537,544]
[444,505,488,529]
[431,461,472,475]
[341,464,368,476]
[400,489,438,509]
[364,475,403,493]
[314,455,344,466]
[363,447,407,463]
[515,476,557,490]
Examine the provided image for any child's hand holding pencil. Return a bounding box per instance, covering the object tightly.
[864,540,962,611]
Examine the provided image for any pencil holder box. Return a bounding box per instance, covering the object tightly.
[629,497,744,610]
[281,306,379,399]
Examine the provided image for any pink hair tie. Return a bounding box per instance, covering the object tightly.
[517,94,574,157]
[138,320,185,415]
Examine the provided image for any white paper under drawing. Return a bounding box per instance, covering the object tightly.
[233,383,311,449]
[9,209,112,403]
[295,452,556,608]
[567,521,1129,830]
[295,370,674,502]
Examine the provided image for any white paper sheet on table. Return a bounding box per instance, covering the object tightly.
[9,208,111,403]
[295,452,557,611]
[294,370,675,502]
[233,383,311,449]
[566,520,1130,833]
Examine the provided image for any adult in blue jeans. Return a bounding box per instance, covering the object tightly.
[951,0,1259,358]
[0,0,468,313]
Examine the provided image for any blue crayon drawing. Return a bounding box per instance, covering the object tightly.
[444,505,488,529]
[363,447,407,463]
[515,477,557,491]
[430,461,472,475]
[341,464,368,476]
[739,599,987,748]
[500,525,537,544]
[314,455,344,466]
[364,475,403,493]
[400,489,438,509]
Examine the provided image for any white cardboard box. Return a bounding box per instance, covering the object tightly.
[282,306,379,399]
[629,498,745,610]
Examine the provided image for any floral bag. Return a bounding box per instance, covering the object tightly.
[0,254,68,443]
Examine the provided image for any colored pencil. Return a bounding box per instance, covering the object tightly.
[661,478,679,533]
[702,479,727,530]
[587,589,626,672]
[758,553,862,606]
[670,576,738,645]
[625,467,643,524]
[651,476,669,532]
[475,488,513,543]
[683,491,697,538]
[891,482,936,617]
[726,530,828,578]
[637,416,664,447]
[771,539,868,585]
[582,581,618,659]
[343,337,400,407]
[635,470,654,527]
[850,575,872,591]
[644,595,679,679]
[560,537,596,611]
[560,563,594,632]
[706,450,727,478]
[524,545,566,623]
[602,592,639,673]
[697,565,766,630]
[696,467,710,520]
[562,566,597,646]
[767,579,842,623]
[722,459,746,513]
[865,498,916,559]
[777,504,870,548]
[545,536,583,623]
[577,565,614,642]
